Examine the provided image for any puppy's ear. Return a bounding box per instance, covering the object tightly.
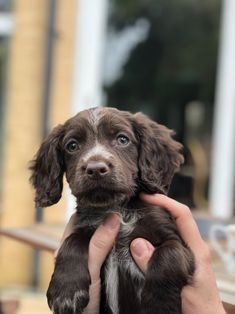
[29,125,65,207]
[133,113,184,194]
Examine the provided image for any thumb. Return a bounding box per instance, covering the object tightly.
[130,238,155,273]
[88,214,120,282]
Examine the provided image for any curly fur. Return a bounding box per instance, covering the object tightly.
[30,107,194,314]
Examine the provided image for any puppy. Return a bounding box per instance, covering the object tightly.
[30,107,195,314]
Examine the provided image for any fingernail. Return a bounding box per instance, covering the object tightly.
[103,214,120,230]
[131,239,149,257]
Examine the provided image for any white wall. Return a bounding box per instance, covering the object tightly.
[71,0,108,114]
[209,0,235,218]
[67,0,108,220]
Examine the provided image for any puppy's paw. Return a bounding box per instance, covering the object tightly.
[47,284,89,314]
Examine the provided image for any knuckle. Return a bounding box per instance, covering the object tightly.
[183,204,191,213]
[90,233,110,250]
[181,205,192,218]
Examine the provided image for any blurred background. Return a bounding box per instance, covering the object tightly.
[0,0,235,313]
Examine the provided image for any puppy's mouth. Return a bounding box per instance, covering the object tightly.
[76,186,131,208]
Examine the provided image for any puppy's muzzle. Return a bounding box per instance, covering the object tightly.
[82,159,114,180]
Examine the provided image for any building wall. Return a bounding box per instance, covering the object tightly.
[39,0,76,290]
[0,0,76,289]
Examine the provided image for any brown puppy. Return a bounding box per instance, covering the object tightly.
[30,107,195,314]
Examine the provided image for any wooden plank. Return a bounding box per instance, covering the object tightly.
[0,224,63,252]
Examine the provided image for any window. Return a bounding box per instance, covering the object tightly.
[103,0,221,208]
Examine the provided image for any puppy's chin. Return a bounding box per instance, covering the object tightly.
[76,187,131,209]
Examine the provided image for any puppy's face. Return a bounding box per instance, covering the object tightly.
[30,107,184,210]
[62,108,139,208]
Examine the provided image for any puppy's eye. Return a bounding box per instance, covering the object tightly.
[66,140,79,152]
[116,134,130,146]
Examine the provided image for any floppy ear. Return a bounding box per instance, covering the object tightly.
[29,125,65,207]
[133,113,184,194]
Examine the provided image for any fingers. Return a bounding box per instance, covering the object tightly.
[83,280,101,314]
[140,193,205,254]
[88,214,120,283]
[130,238,155,273]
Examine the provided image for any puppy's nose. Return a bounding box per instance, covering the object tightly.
[85,161,109,177]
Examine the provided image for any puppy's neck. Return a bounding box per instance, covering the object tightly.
[75,196,141,228]
[75,206,123,228]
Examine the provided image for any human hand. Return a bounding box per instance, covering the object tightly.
[55,213,120,314]
[130,194,226,314]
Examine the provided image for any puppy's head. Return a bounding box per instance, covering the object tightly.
[30,107,183,209]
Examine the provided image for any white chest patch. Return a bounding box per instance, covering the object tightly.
[105,215,145,314]
[105,249,119,314]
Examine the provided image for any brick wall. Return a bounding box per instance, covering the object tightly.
[0,0,76,289]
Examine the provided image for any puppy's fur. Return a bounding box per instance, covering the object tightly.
[30,107,195,314]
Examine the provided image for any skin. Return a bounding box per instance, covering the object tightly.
[55,194,226,314]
